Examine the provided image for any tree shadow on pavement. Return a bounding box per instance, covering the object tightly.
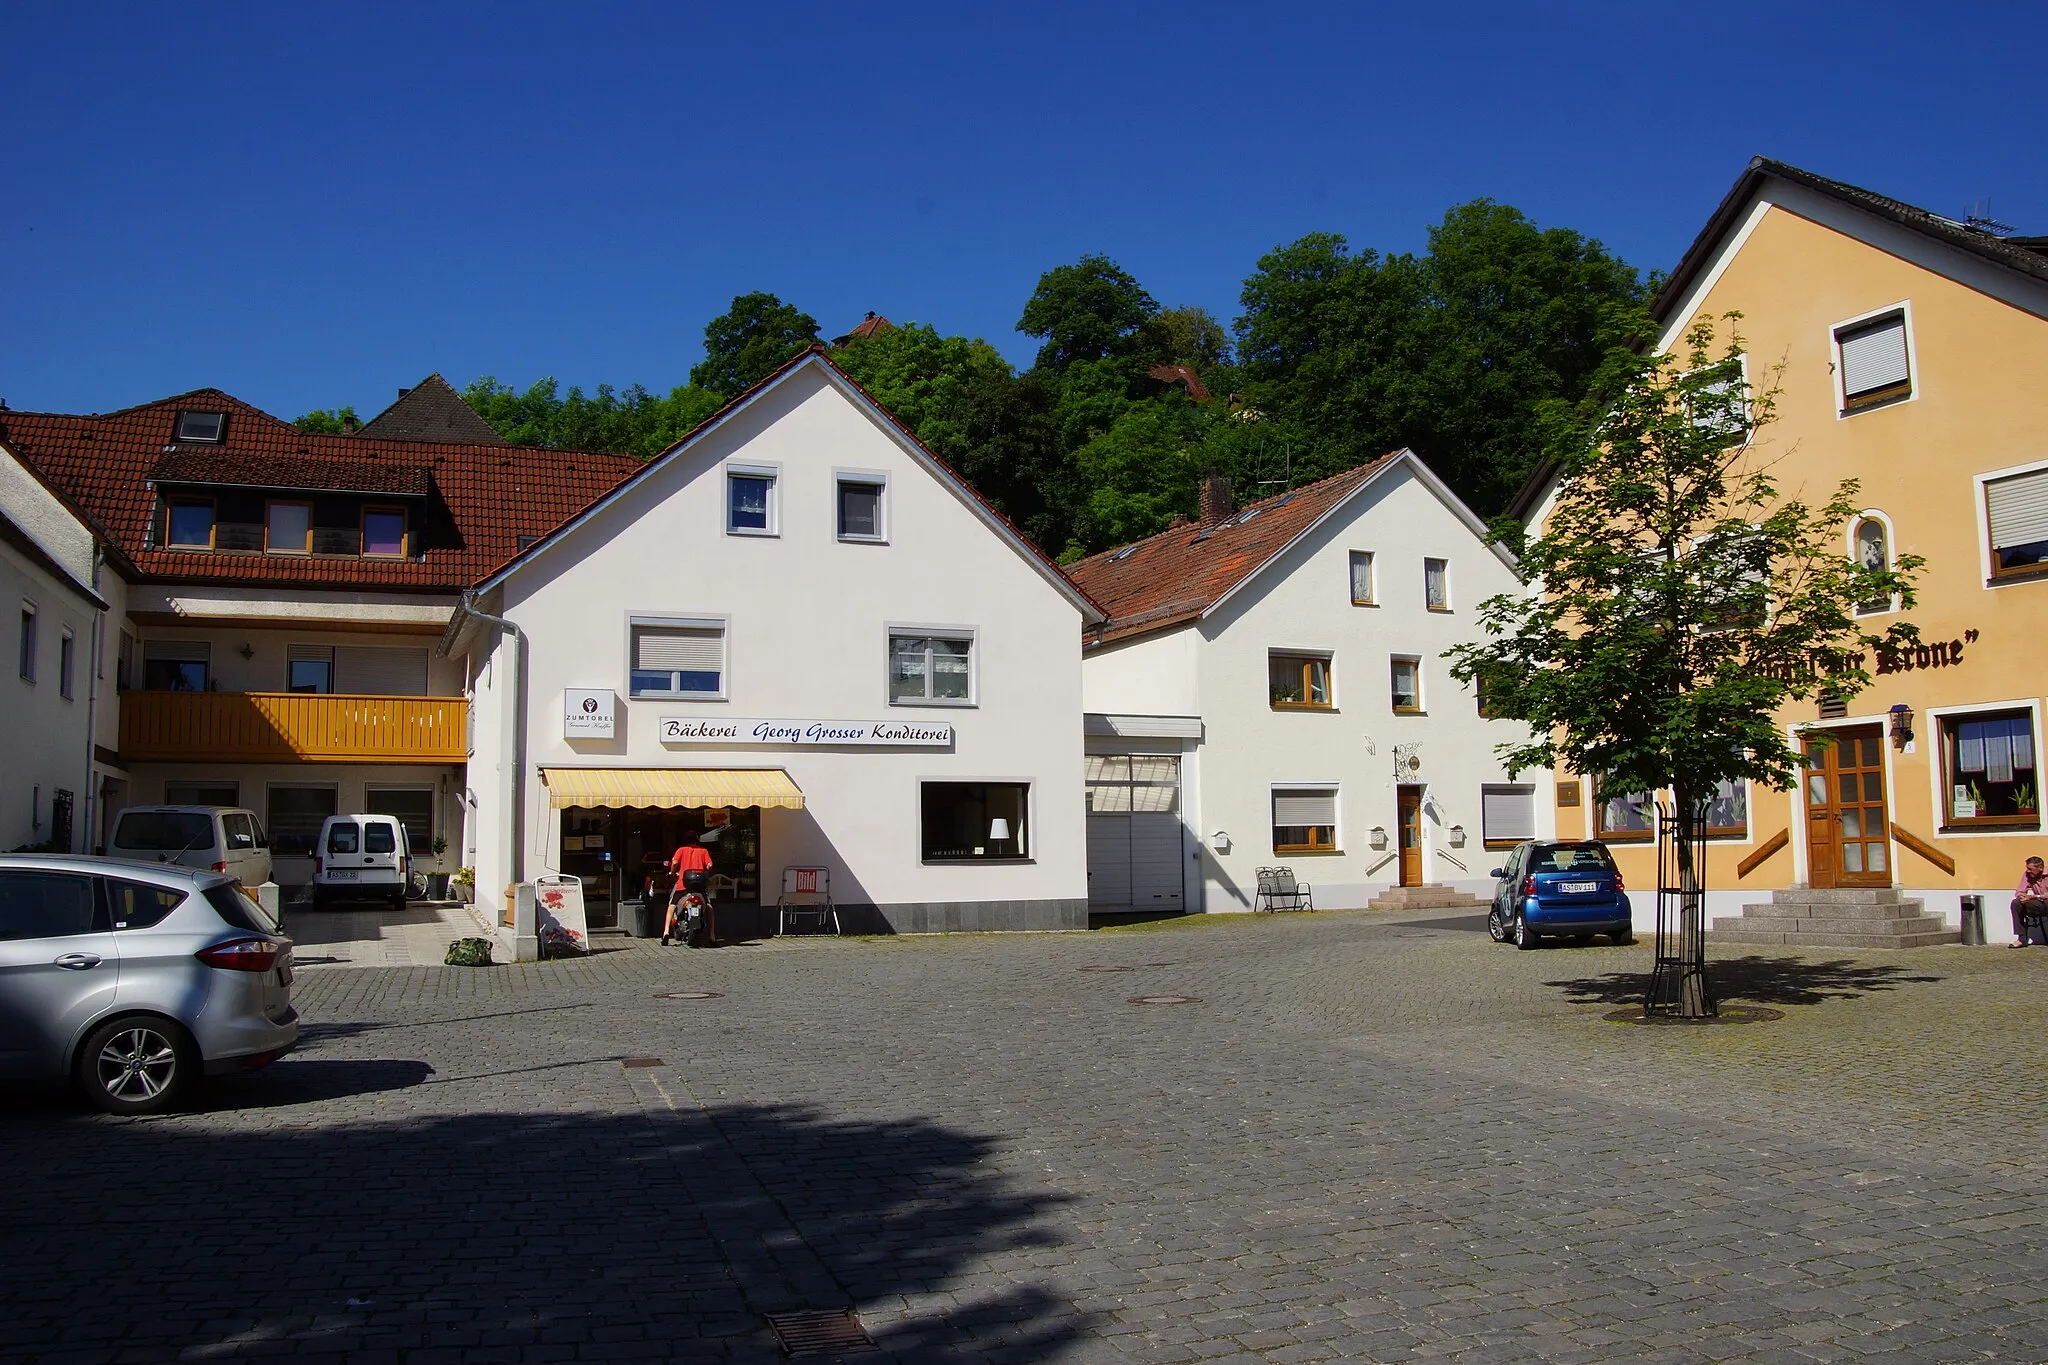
[0,1090,1096,1362]
[1546,954,1943,1007]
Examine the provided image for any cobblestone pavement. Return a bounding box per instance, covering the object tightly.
[5,910,2048,1363]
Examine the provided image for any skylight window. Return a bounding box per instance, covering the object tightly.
[1110,546,1137,562]
[1234,508,1263,525]
[174,410,226,444]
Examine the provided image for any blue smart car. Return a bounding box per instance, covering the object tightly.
[1486,840,1634,949]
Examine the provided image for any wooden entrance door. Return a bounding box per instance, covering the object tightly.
[1397,785,1424,887]
[1803,725,1890,888]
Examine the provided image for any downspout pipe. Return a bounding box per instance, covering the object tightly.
[456,591,527,885]
[82,542,105,855]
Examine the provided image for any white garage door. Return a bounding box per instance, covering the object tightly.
[1086,755,1184,912]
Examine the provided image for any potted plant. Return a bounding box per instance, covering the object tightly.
[450,865,475,904]
[426,837,451,900]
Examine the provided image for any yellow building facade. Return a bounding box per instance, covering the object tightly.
[1519,159,2048,937]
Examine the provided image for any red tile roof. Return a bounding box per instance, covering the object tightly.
[1146,363,1212,403]
[149,448,435,497]
[1066,454,1402,645]
[357,373,506,444]
[0,388,643,592]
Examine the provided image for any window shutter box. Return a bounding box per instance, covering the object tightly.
[287,644,332,663]
[635,628,723,672]
[1839,316,1909,398]
[1987,470,2048,551]
[1273,790,1337,826]
[1482,786,1536,843]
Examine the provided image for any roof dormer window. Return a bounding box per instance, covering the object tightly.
[175,410,226,444]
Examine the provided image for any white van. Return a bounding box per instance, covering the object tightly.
[108,806,273,887]
[312,814,412,910]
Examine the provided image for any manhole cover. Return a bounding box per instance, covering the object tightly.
[621,1056,667,1068]
[1129,995,1202,1006]
[1078,965,1134,973]
[1602,1005,1785,1026]
[656,991,724,1000]
[766,1307,878,1357]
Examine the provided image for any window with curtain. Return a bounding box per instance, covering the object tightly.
[889,633,973,704]
[1942,710,2039,828]
[361,507,408,557]
[727,469,777,534]
[1424,558,1449,610]
[630,619,725,698]
[266,501,311,554]
[1703,778,1748,838]
[1269,653,1332,709]
[1349,551,1375,605]
[1390,657,1421,713]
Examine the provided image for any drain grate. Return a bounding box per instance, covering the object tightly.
[656,991,724,1000]
[1077,965,1134,973]
[1128,995,1202,1006]
[766,1308,878,1357]
[620,1056,666,1068]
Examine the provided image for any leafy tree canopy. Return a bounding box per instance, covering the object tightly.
[1446,316,1922,807]
[1016,255,1158,374]
[459,377,723,458]
[292,406,360,434]
[690,292,821,397]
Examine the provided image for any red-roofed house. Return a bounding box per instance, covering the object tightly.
[1068,452,1545,914]
[0,388,640,884]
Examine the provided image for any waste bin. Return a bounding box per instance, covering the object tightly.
[620,897,660,939]
[1960,894,1985,946]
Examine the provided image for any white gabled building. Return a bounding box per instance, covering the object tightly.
[445,349,1103,937]
[1067,453,1548,914]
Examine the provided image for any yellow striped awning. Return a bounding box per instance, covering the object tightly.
[541,767,804,811]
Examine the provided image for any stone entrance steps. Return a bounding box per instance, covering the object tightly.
[1709,887,1959,949]
[1369,883,1490,912]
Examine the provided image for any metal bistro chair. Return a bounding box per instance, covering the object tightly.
[1255,866,1315,913]
[777,866,839,936]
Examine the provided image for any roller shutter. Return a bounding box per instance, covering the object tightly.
[334,646,428,696]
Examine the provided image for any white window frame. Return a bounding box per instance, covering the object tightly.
[18,599,36,683]
[1348,550,1376,606]
[1847,508,1900,617]
[725,462,780,537]
[1423,557,1451,612]
[1831,300,1917,419]
[1682,354,1751,443]
[886,625,978,707]
[1270,782,1341,855]
[1974,455,2048,587]
[1924,697,2046,837]
[627,613,730,701]
[834,468,890,544]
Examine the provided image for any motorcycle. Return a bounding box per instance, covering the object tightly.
[663,869,713,948]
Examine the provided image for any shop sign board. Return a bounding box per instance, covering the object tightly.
[659,716,953,747]
[565,689,616,739]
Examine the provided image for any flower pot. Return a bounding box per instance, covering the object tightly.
[427,872,451,900]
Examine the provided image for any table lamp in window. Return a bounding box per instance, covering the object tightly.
[988,817,1011,857]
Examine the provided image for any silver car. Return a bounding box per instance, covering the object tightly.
[0,856,298,1114]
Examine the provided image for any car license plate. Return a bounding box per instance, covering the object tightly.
[327,870,356,881]
[1558,880,1597,893]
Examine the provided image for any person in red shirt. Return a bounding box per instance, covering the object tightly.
[662,830,716,945]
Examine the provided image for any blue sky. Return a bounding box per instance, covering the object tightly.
[5,2,2043,419]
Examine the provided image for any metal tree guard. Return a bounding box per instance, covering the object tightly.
[1646,798,1717,1017]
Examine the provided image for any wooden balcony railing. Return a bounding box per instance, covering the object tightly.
[119,691,468,764]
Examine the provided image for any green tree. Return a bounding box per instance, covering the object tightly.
[1445,319,1920,1016]
[1016,255,1158,374]
[459,377,722,457]
[1137,305,1232,370]
[292,406,360,433]
[690,292,821,397]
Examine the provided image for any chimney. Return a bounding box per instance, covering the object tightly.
[1167,513,1191,529]
[398,387,411,399]
[342,415,359,434]
[1201,469,1234,525]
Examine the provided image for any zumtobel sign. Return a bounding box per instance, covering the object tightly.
[659,717,954,747]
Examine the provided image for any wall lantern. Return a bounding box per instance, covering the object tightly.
[1888,703,1915,748]
[237,642,255,661]
[1369,826,1389,849]
[1209,830,1230,853]
[1448,824,1466,848]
